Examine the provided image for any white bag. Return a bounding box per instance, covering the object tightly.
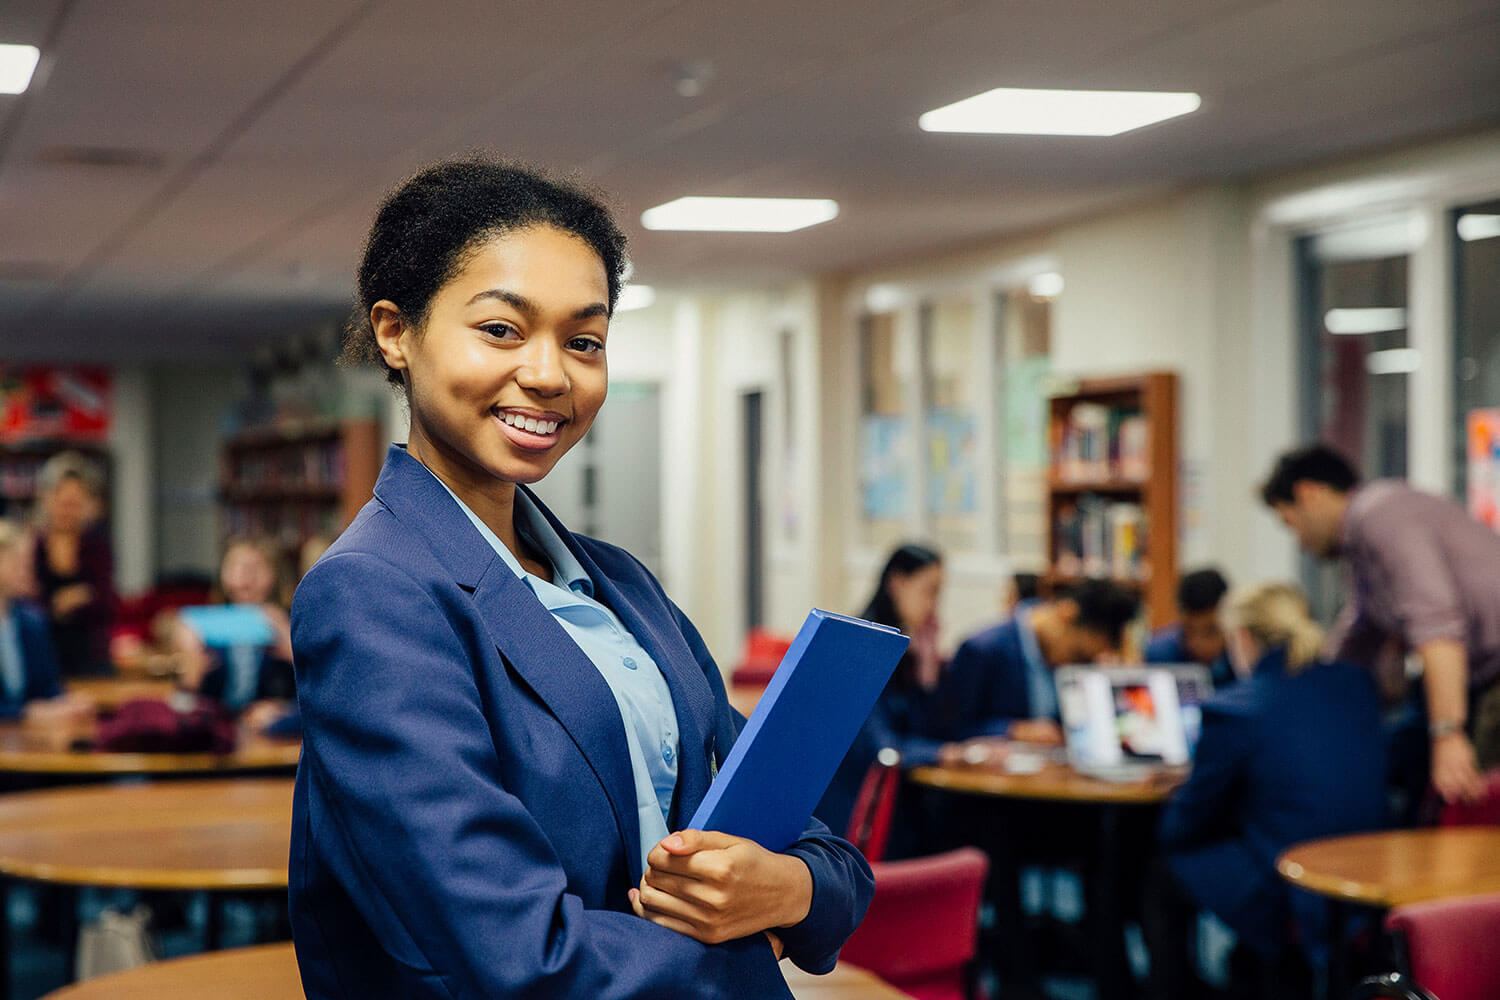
[74,904,158,980]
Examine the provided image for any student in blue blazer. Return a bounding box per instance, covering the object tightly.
[935,579,1140,745]
[1144,583,1386,999]
[289,159,872,1000]
[1143,567,1236,689]
[0,520,68,720]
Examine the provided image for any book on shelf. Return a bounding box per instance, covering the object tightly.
[1052,494,1150,582]
[1054,404,1151,483]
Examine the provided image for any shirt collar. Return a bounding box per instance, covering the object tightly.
[418,459,592,596]
[1016,605,1047,674]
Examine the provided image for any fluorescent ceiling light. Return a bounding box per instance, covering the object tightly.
[614,284,656,312]
[1366,348,1420,375]
[1458,214,1500,242]
[1028,272,1064,298]
[641,197,838,233]
[1325,307,1407,335]
[919,87,1200,136]
[0,44,40,95]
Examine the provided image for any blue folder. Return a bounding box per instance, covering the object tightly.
[178,604,275,648]
[688,609,909,852]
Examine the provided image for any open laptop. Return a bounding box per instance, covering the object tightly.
[1056,665,1212,782]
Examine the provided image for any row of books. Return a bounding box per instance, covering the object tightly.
[1053,403,1150,482]
[220,501,341,545]
[222,440,347,493]
[1052,495,1150,582]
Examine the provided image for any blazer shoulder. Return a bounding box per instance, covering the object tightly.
[11,601,49,634]
[957,620,1018,656]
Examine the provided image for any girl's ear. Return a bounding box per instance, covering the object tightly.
[371,301,409,371]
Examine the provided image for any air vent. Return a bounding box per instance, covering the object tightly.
[36,145,163,169]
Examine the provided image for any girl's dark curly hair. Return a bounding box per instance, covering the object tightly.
[342,156,629,388]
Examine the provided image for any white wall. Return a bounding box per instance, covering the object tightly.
[108,365,154,594]
[152,365,241,576]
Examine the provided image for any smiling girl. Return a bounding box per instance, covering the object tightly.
[288,159,872,999]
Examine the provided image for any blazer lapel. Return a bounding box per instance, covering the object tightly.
[373,448,643,879]
[521,487,719,827]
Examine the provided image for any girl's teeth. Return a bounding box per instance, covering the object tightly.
[501,413,559,435]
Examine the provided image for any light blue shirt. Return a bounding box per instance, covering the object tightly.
[1016,606,1059,721]
[0,609,23,703]
[427,469,679,871]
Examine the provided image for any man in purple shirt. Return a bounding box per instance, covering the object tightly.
[1261,444,1500,803]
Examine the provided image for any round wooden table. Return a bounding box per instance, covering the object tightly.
[908,759,1182,805]
[63,678,177,712]
[39,943,914,999]
[0,722,300,777]
[1277,827,1500,908]
[0,778,291,890]
[908,758,1182,1000]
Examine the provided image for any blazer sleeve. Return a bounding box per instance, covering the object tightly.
[21,607,63,701]
[665,597,875,975]
[941,635,1028,740]
[294,552,786,999]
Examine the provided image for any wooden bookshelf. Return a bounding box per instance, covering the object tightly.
[1044,372,1177,630]
[218,419,382,572]
[0,442,112,526]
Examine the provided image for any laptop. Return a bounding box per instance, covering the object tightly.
[1056,665,1212,782]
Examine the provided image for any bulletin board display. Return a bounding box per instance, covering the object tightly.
[0,366,113,442]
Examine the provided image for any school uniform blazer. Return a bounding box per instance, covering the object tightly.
[1143,625,1235,689]
[1157,649,1387,955]
[931,619,1043,740]
[0,602,63,720]
[289,446,872,1000]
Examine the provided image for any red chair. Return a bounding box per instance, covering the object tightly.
[729,628,793,687]
[840,848,989,1000]
[845,749,902,863]
[1439,768,1500,827]
[1356,893,1500,1000]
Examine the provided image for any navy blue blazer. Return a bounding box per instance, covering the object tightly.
[1143,624,1236,689]
[0,601,63,720]
[1158,649,1386,955]
[290,447,872,999]
[931,618,1048,740]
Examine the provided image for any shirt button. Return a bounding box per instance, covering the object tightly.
[661,740,674,765]
[622,656,638,671]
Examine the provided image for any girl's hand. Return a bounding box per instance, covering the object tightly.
[627,830,812,946]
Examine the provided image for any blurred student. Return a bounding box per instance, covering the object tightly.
[1145,567,1235,688]
[999,571,1041,617]
[32,452,115,677]
[816,543,945,853]
[1144,583,1386,999]
[1262,443,1500,803]
[936,579,1139,746]
[174,537,295,728]
[0,519,92,723]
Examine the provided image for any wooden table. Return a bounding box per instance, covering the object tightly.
[1277,827,1500,907]
[0,778,291,890]
[64,678,177,712]
[1277,828,1500,1000]
[909,759,1182,805]
[908,758,1181,1000]
[0,779,293,998]
[40,943,914,999]
[0,721,300,778]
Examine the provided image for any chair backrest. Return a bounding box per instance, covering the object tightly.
[1438,768,1500,827]
[845,749,902,863]
[1385,893,1500,1000]
[729,628,793,687]
[839,847,989,1000]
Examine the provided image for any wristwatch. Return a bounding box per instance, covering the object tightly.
[1429,719,1465,740]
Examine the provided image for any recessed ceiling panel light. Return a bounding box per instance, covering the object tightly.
[0,44,40,95]
[615,284,656,312]
[1325,307,1407,335]
[919,87,1201,136]
[1458,214,1500,242]
[641,197,839,233]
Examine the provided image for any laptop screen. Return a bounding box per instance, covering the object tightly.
[1057,665,1212,769]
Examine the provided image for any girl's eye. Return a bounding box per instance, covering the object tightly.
[479,323,521,341]
[568,336,605,354]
